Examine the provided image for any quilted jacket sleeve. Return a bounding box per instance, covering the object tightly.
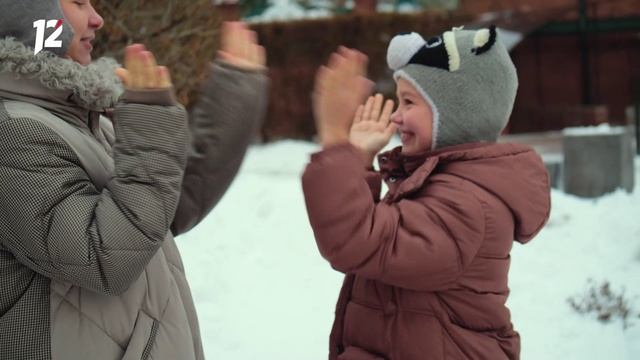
[0,89,188,295]
[170,61,268,236]
[302,143,486,291]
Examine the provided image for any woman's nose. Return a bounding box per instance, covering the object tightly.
[89,6,104,30]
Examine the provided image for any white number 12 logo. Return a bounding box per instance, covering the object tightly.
[33,19,64,55]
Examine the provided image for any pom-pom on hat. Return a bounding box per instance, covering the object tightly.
[387,26,518,150]
[0,0,74,57]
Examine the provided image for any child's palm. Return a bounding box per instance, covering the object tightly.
[350,94,396,159]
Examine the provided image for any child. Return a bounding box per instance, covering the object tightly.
[303,26,551,360]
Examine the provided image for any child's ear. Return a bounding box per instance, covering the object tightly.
[472,25,497,55]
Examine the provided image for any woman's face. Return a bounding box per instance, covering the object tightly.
[59,0,104,65]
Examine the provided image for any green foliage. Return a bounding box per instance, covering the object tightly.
[241,0,271,18]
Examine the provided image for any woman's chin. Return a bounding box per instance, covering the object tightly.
[65,49,92,65]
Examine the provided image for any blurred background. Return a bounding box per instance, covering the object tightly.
[92,0,640,140]
[91,1,639,358]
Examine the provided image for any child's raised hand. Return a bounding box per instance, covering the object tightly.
[217,21,266,71]
[313,46,374,147]
[350,94,396,164]
[115,44,172,89]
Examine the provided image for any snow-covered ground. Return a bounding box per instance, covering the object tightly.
[177,138,640,359]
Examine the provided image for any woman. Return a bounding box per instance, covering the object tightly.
[0,1,268,359]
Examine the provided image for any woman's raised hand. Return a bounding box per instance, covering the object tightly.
[217,21,266,71]
[115,44,172,89]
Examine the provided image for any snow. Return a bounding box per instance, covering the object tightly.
[378,2,423,14]
[563,123,627,136]
[176,139,640,359]
[244,0,424,23]
[245,0,332,23]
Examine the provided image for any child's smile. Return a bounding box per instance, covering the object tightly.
[391,77,435,154]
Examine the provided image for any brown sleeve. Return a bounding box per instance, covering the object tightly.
[302,143,486,291]
[364,169,382,203]
[171,60,268,235]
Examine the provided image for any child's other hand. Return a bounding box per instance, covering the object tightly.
[115,44,172,89]
[350,94,396,165]
[313,46,374,148]
[217,21,266,71]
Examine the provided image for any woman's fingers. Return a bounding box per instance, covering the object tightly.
[142,51,158,88]
[114,68,130,87]
[220,22,236,56]
[245,28,257,60]
[157,66,172,88]
[127,44,147,88]
[119,43,171,89]
[218,22,267,70]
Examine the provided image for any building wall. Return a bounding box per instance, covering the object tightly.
[459,0,640,19]
[457,0,640,132]
[508,30,640,133]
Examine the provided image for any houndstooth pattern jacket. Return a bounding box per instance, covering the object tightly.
[0,38,268,360]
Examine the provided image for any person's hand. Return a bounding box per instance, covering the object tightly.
[313,46,374,148]
[350,94,396,165]
[115,44,172,89]
[217,21,266,71]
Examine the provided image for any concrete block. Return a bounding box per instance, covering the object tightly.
[543,154,563,190]
[563,125,635,198]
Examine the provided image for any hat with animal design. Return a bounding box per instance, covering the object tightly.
[386,26,518,149]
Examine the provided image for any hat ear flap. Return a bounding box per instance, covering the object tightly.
[472,25,497,55]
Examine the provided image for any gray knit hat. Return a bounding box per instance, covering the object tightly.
[0,0,74,57]
[386,26,518,149]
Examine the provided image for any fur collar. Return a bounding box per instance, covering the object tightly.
[0,37,123,110]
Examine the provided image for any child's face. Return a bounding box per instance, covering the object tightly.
[390,78,434,154]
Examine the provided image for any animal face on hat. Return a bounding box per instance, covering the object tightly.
[386,26,519,150]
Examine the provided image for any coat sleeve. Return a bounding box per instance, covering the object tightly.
[364,169,382,203]
[171,60,268,236]
[301,144,486,291]
[0,89,189,296]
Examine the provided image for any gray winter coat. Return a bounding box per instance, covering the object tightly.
[0,38,268,359]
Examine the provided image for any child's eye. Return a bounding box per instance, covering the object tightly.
[403,99,414,106]
[73,0,87,6]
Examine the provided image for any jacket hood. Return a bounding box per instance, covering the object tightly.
[381,142,551,244]
[0,37,122,111]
